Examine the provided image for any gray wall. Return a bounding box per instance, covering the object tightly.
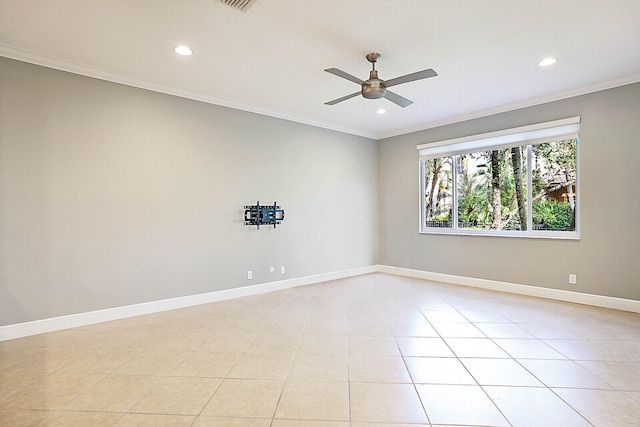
[379,82,640,301]
[0,57,378,326]
[2,56,638,327]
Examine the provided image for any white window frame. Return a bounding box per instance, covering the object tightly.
[418,117,580,239]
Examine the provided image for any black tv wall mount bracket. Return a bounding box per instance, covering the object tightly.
[244,201,285,229]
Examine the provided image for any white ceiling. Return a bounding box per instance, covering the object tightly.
[1,0,640,139]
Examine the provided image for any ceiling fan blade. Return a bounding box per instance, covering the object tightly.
[325,91,361,105]
[324,68,364,85]
[384,68,437,88]
[384,90,413,108]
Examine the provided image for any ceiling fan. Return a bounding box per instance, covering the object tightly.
[324,53,437,108]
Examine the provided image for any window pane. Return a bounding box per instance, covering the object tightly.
[424,157,453,228]
[531,139,577,231]
[457,147,528,231]
[456,153,489,229]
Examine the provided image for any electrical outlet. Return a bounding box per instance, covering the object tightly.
[568,274,576,284]
[247,270,253,280]
[280,266,285,274]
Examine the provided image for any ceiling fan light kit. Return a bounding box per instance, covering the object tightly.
[325,53,437,108]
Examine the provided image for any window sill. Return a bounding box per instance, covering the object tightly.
[419,228,580,240]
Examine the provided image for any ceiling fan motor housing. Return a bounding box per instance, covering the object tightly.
[362,69,387,99]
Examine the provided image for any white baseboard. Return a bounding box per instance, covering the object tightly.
[2,264,637,342]
[376,265,640,314]
[0,265,377,342]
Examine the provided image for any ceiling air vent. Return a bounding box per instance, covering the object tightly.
[216,0,258,12]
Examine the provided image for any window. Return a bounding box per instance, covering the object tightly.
[418,117,579,238]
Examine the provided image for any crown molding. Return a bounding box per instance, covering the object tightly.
[0,44,376,140]
[378,72,640,140]
[2,43,639,142]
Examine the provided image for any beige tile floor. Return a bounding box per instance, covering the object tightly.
[1,273,639,426]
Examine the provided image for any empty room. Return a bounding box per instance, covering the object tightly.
[1,1,639,426]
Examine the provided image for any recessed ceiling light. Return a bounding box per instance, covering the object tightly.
[538,57,557,67]
[174,45,193,56]
[375,108,387,115]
